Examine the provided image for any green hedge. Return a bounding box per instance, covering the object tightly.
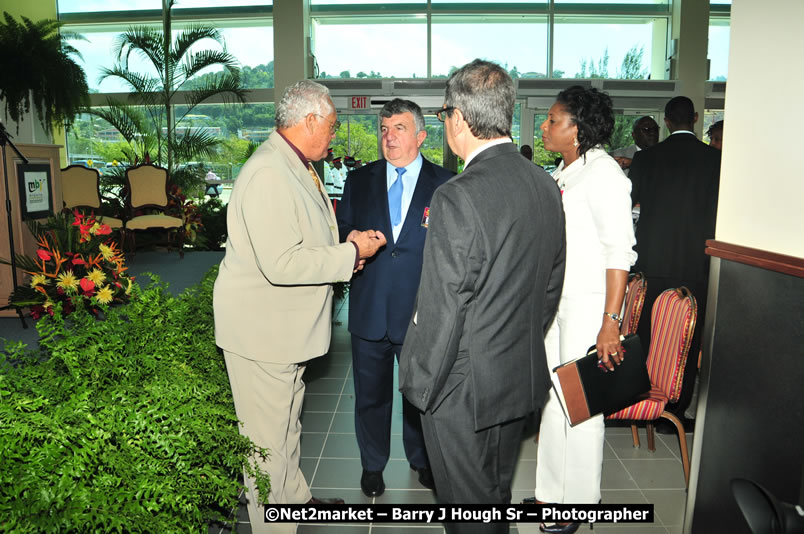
[0,267,269,532]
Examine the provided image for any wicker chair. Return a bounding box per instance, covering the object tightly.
[607,286,697,487]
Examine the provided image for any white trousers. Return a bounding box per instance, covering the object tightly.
[224,351,312,534]
[535,294,606,504]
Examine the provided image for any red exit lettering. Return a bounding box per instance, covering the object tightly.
[351,96,368,109]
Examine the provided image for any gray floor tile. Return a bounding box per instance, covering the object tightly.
[383,459,425,490]
[619,459,686,490]
[321,432,360,459]
[600,488,649,505]
[601,459,640,490]
[311,457,363,489]
[301,457,320,482]
[337,394,357,412]
[309,487,372,505]
[371,527,445,532]
[300,412,336,433]
[375,488,439,505]
[325,350,353,363]
[607,432,677,460]
[642,489,688,527]
[301,432,327,459]
[303,394,342,412]
[329,411,356,432]
[511,459,537,491]
[306,377,347,394]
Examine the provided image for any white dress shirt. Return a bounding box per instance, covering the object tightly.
[552,147,637,297]
[386,153,423,242]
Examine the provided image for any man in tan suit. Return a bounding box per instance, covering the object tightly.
[213,80,386,533]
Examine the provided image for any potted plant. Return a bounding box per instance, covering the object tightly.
[0,12,89,136]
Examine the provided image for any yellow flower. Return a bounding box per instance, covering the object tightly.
[56,270,79,293]
[125,278,133,296]
[87,268,106,285]
[99,243,115,261]
[96,285,114,304]
[43,299,53,310]
[89,222,101,235]
[30,274,48,287]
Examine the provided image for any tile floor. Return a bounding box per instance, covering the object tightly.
[216,297,694,534]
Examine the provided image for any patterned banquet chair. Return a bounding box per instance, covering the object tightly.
[124,163,184,258]
[607,286,697,487]
[60,165,124,230]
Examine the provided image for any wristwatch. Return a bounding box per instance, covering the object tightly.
[604,312,622,323]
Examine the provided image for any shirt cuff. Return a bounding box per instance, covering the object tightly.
[351,241,360,269]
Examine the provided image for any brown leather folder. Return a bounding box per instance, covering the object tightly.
[550,334,650,426]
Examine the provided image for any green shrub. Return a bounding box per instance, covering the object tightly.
[0,267,269,532]
[194,197,227,251]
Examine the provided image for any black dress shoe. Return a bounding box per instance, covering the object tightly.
[410,465,436,491]
[361,470,385,497]
[306,496,345,505]
[540,522,581,533]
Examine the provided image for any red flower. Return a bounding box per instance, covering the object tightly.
[79,278,95,295]
[37,249,52,261]
[72,257,85,265]
[95,224,112,235]
[30,306,43,319]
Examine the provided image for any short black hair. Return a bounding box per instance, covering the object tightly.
[555,85,614,158]
[665,96,696,128]
[707,120,724,138]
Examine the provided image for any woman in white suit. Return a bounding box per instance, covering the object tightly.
[532,86,637,534]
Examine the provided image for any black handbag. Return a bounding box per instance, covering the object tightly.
[551,334,651,426]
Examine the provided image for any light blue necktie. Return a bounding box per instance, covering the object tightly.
[389,167,406,226]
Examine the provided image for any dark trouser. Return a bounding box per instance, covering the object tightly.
[351,334,428,471]
[638,277,708,418]
[420,356,524,534]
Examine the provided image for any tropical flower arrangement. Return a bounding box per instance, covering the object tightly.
[4,210,134,319]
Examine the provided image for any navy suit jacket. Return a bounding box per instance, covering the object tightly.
[337,157,454,344]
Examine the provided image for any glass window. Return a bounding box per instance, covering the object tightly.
[332,115,379,164]
[431,16,548,78]
[708,18,729,81]
[312,0,424,5]
[533,114,561,171]
[58,0,270,13]
[552,16,663,79]
[65,21,273,92]
[703,109,724,147]
[313,16,427,78]
[421,115,445,167]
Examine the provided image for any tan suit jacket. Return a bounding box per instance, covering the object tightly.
[214,131,356,363]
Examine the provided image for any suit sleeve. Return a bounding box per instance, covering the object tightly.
[399,184,479,412]
[336,173,355,242]
[241,165,355,286]
[629,150,645,207]
[543,211,566,333]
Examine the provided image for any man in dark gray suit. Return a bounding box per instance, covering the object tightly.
[399,59,566,532]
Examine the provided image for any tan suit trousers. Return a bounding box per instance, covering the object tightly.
[224,351,312,533]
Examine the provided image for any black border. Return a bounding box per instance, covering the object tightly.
[16,163,53,220]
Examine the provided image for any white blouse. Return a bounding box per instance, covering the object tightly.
[553,147,637,298]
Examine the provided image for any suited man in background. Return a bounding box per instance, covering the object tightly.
[214,80,386,533]
[629,95,721,430]
[399,60,565,532]
[337,98,453,497]
[611,115,660,176]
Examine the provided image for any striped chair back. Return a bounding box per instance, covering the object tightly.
[620,272,646,336]
[647,287,697,402]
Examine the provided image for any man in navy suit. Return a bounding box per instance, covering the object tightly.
[337,98,453,497]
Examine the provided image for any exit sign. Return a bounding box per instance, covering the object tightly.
[350,96,369,110]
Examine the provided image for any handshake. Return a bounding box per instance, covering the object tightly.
[347,229,387,272]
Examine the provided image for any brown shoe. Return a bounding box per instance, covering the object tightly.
[306,496,345,505]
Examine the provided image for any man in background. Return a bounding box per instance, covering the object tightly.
[629,95,721,432]
[611,115,660,176]
[337,98,453,497]
[399,59,565,532]
[214,80,386,533]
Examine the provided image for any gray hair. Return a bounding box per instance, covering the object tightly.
[275,80,334,128]
[380,98,426,134]
[444,59,514,140]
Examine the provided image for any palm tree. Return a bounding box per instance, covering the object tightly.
[92,0,247,173]
[0,12,89,135]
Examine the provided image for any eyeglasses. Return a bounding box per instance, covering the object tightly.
[315,114,341,134]
[436,107,457,122]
